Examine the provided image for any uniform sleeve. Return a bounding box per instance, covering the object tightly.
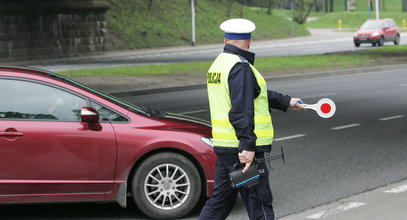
[267,90,291,112]
[228,62,258,152]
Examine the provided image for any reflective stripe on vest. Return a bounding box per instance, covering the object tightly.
[207,52,274,147]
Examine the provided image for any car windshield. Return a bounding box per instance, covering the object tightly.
[44,71,150,116]
[360,20,382,30]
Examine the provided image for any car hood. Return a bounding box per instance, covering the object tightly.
[136,106,212,134]
[356,29,380,35]
[165,113,211,127]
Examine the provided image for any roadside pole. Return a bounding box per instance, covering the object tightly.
[291,1,294,36]
[191,0,196,46]
[367,0,371,19]
[375,0,380,19]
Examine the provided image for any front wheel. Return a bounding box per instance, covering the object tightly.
[378,36,384,46]
[354,41,360,47]
[131,152,202,219]
[394,34,400,45]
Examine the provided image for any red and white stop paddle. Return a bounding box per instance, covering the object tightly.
[298,98,336,118]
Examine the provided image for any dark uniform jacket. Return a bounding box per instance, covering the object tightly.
[214,44,291,154]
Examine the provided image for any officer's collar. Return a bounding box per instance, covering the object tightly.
[223,44,255,65]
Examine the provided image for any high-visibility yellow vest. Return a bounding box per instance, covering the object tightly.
[207,52,274,147]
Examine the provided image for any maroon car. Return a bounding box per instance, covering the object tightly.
[0,66,216,219]
[353,18,400,47]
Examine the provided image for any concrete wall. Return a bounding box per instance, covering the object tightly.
[0,0,109,62]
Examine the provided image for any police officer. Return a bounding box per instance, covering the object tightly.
[199,18,305,220]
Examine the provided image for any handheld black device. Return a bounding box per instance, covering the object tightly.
[229,163,260,189]
[229,147,285,189]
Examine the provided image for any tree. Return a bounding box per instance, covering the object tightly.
[226,0,235,17]
[267,0,273,15]
[292,0,318,24]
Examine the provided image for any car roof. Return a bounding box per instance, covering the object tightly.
[0,65,149,116]
[0,65,107,96]
[0,65,97,92]
[365,18,393,22]
[0,65,66,81]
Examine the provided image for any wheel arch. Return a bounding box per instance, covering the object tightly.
[126,147,209,199]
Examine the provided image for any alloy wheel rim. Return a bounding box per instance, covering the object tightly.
[144,163,191,210]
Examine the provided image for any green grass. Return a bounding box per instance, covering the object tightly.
[58,53,380,77]
[255,54,378,72]
[371,44,407,52]
[106,0,309,50]
[332,0,402,12]
[61,43,407,77]
[59,62,213,77]
[310,0,403,12]
[306,11,407,28]
[268,0,406,29]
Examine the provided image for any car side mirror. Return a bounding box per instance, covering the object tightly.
[81,107,100,123]
[383,27,389,30]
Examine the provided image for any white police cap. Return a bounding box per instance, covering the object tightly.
[220,18,256,39]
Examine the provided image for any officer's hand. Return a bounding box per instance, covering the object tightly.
[239,150,255,173]
[289,98,306,111]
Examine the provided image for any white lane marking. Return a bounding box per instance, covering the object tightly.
[178,109,208,115]
[379,115,404,121]
[306,202,366,219]
[302,92,339,99]
[399,83,407,87]
[331,124,360,130]
[384,184,407,193]
[274,134,306,142]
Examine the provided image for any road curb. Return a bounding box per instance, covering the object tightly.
[110,63,407,97]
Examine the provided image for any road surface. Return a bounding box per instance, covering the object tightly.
[33,29,407,72]
[2,65,405,219]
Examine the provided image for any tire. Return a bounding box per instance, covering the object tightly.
[378,36,384,46]
[354,41,360,47]
[131,152,202,219]
[394,34,400,45]
[372,43,377,47]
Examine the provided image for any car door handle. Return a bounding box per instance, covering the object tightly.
[0,132,24,137]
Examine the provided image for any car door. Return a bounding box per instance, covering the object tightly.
[387,20,398,40]
[0,77,117,196]
[383,20,395,41]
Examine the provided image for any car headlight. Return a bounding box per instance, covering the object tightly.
[370,31,380,37]
[353,32,358,37]
[200,137,213,148]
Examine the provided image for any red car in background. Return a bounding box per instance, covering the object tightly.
[353,18,400,47]
[0,66,216,219]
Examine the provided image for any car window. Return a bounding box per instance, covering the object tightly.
[387,20,394,28]
[360,20,382,29]
[383,21,390,29]
[91,101,128,122]
[0,78,87,121]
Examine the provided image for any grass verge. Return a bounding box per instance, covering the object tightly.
[107,0,309,50]
[306,11,407,29]
[371,44,407,52]
[59,53,382,77]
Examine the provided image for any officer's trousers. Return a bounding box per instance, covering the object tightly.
[198,152,275,220]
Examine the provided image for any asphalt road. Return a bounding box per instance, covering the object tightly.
[34,29,407,72]
[5,29,407,219]
[121,66,407,219]
[2,64,406,220]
